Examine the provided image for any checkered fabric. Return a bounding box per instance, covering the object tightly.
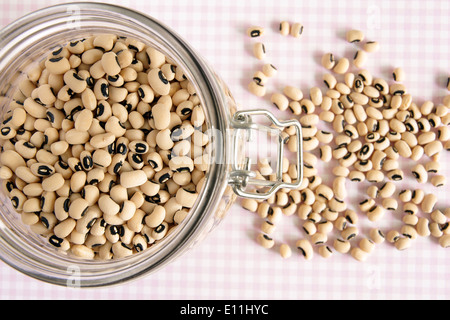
[0,0,449,300]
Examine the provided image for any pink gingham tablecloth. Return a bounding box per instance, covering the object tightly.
[0,0,449,300]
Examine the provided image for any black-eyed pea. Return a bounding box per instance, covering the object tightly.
[439,235,450,249]
[351,247,369,262]
[241,198,258,213]
[170,208,188,226]
[411,164,427,184]
[366,185,378,199]
[429,222,443,238]
[259,64,276,79]
[330,99,345,115]
[257,233,275,249]
[303,137,319,152]
[319,145,332,163]
[296,204,311,221]
[359,238,376,254]
[253,42,266,60]
[333,58,350,74]
[382,198,399,211]
[424,161,440,176]
[348,170,365,182]
[437,125,450,142]
[283,86,303,101]
[48,234,70,251]
[386,230,401,243]
[40,191,57,214]
[332,146,348,160]
[41,173,65,192]
[277,243,292,259]
[255,202,271,219]
[52,218,76,239]
[302,220,317,236]
[147,68,171,96]
[382,159,399,172]
[391,67,405,82]
[410,190,425,206]
[128,153,145,170]
[299,188,315,206]
[277,20,291,36]
[271,93,289,111]
[394,237,412,251]
[316,221,332,235]
[341,226,358,241]
[332,165,350,178]
[398,189,412,203]
[431,175,446,188]
[68,197,89,220]
[317,245,332,259]
[21,212,39,226]
[248,81,267,98]
[363,40,379,52]
[45,56,71,75]
[332,115,345,133]
[334,216,348,232]
[282,203,297,217]
[353,50,368,68]
[403,202,420,216]
[428,114,441,128]
[344,109,358,125]
[312,200,326,215]
[111,242,133,259]
[310,87,323,106]
[369,228,385,244]
[175,187,198,209]
[81,185,100,206]
[350,91,370,106]
[314,185,333,203]
[69,171,86,193]
[295,239,313,260]
[424,140,443,158]
[371,150,387,171]
[401,225,418,240]
[0,166,13,181]
[366,170,384,183]
[373,137,390,152]
[334,238,351,254]
[321,209,337,222]
[130,234,147,253]
[342,210,358,226]
[321,53,336,70]
[422,194,438,214]
[311,233,327,246]
[378,182,396,199]
[387,169,404,182]
[75,207,100,235]
[261,220,276,235]
[307,212,321,224]
[346,29,365,43]
[430,209,447,225]
[267,206,283,224]
[290,22,304,38]
[323,74,337,90]
[119,170,148,189]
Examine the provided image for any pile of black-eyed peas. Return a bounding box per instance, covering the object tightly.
[0,35,209,260]
[244,25,450,262]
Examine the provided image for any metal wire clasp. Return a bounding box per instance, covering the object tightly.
[229,109,303,200]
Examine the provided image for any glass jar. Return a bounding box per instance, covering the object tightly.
[0,2,303,287]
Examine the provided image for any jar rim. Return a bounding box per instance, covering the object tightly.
[0,2,230,287]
